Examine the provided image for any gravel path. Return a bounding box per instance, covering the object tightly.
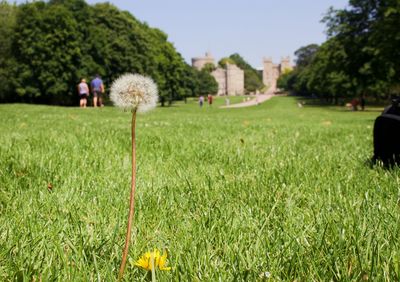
[220,87,275,109]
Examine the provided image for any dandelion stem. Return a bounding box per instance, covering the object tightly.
[118,109,137,280]
[151,253,156,282]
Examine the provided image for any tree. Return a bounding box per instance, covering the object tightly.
[277,70,295,91]
[0,1,17,101]
[294,44,319,69]
[286,0,400,102]
[2,0,197,105]
[278,44,319,95]
[218,57,236,68]
[11,1,83,104]
[321,0,400,99]
[202,63,216,73]
[193,68,218,96]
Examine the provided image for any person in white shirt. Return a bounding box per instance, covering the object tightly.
[77,78,89,108]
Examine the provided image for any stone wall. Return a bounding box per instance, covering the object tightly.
[211,68,227,96]
[226,64,244,95]
[211,65,244,96]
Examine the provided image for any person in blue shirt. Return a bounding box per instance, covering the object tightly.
[91,74,105,107]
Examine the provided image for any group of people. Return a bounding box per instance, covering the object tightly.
[350,96,366,111]
[199,94,213,107]
[77,75,105,108]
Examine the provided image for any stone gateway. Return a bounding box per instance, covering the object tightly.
[262,56,292,90]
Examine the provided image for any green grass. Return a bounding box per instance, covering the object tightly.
[186,95,249,107]
[1,97,399,281]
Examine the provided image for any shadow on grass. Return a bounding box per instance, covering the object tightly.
[365,156,400,171]
[294,96,385,113]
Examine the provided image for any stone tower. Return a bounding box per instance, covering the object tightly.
[263,56,292,90]
[262,57,276,88]
[191,52,215,71]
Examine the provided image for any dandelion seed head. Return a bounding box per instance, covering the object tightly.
[110,73,158,112]
[259,271,271,279]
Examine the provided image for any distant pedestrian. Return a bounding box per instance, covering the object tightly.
[91,74,105,107]
[360,95,366,111]
[225,97,230,106]
[160,96,166,107]
[78,78,89,108]
[207,94,213,106]
[351,98,359,111]
[199,96,204,107]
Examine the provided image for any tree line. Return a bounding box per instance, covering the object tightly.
[278,0,400,103]
[0,0,217,105]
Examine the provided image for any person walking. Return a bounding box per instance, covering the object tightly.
[360,95,366,111]
[199,95,204,107]
[91,74,105,107]
[78,78,89,108]
[207,94,213,106]
[225,97,230,106]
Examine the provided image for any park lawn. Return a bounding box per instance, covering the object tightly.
[184,95,249,107]
[0,97,399,281]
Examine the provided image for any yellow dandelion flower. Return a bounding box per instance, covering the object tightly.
[133,249,171,271]
[157,251,171,271]
[134,251,153,271]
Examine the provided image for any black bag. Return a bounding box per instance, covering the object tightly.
[373,98,400,166]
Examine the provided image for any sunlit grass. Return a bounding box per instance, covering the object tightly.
[0,97,399,281]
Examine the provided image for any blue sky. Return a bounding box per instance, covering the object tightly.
[88,0,348,67]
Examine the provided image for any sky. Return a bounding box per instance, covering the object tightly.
[86,0,349,68]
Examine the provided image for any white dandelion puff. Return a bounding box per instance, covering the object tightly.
[112,73,158,279]
[110,73,158,112]
[259,271,271,279]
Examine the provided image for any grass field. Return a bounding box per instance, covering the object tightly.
[1,97,399,281]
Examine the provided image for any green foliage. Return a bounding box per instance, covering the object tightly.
[276,70,294,90]
[188,63,218,96]
[192,67,218,96]
[288,0,400,101]
[1,100,399,280]
[0,1,17,101]
[294,44,319,68]
[218,57,236,68]
[202,63,216,73]
[2,0,193,105]
[12,1,83,103]
[228,53,264,93]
